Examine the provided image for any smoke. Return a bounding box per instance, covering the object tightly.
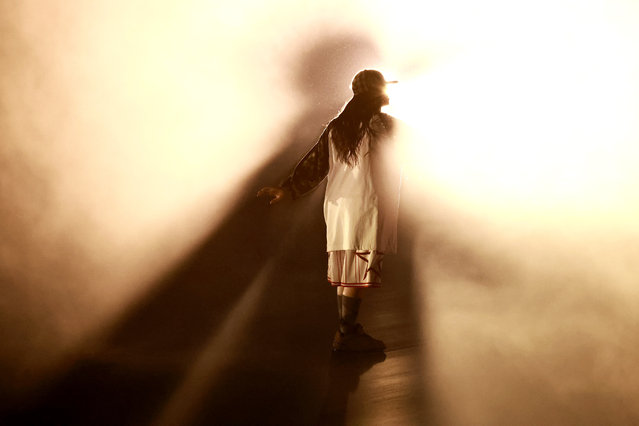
[386,1,639,419]
[408,207,639,423]
[0,0,382,393]
[374,0,639,421]
[2,0,639,421]
[385,0,639,230]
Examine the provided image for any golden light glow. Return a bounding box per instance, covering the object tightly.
[0,0,384,392]
[4,0,639,407]
[380,0,639,230]
[377,3,639,423]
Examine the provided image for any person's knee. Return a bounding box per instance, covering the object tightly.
[343,287,364,299]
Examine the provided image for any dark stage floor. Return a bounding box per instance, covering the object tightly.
[2,177,431,426]
[4,159,638,426]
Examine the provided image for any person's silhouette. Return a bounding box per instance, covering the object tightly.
[258,69,402,352]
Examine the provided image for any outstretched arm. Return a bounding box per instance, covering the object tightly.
[257,125,331,205]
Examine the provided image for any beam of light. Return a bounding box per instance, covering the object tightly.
[4,0,639,421]
[154,262,273,426]
[0,0,382,394]
[0,0,298,392]
[371,1,639,423]
[379,0,639,231]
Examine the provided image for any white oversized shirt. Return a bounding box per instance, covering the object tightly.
[324,117,402,253]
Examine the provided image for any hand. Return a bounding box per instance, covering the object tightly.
[257,186,286,205]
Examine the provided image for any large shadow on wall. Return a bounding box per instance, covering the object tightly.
[3,33,429,426]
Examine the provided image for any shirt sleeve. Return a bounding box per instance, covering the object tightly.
[279,126,330,200]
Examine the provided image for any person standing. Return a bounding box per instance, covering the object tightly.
[258,69,402,352]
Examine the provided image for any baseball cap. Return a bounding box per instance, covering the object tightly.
[351,69,398,95]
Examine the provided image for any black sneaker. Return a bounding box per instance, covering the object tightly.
[332,324,386,352]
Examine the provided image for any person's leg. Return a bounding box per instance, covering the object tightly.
[339,287,365,334]
[342,286,364,299]
[330,251,384,351]
[336,287,365,328]
[333,287,384,352]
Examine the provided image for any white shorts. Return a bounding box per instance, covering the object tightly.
[327,250,384,287]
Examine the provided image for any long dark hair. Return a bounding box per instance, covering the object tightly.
[328,92,390,166]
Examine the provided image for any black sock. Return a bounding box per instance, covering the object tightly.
[339,295,362,334]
